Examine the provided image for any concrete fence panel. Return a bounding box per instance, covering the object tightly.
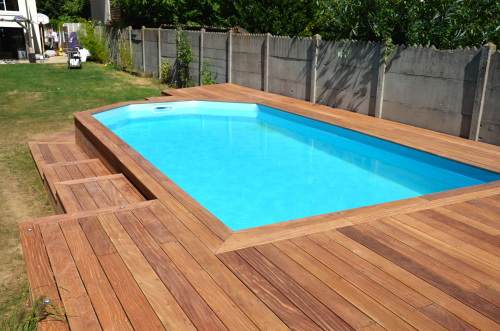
[144,29,159,76]
[130,29,143,71]
[186,31,201,86]
[383,45,481,137]
[316,41,380,116]
[268,36,312,101]
[232,34,266,90]
[203,33,229,84]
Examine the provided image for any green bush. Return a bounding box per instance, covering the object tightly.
[176,30,194,87]
[78,21,110,64]
[160,59,173,84]
[118,32,133,70]
[201,60,217,85]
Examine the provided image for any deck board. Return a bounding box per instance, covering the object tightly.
[21,84,500,330]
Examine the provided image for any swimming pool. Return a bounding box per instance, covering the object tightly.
[94,101,500,230]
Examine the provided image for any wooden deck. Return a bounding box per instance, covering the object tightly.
[21,84,500,330]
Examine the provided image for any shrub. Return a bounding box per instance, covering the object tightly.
[78,21,110,64]
[176,30,194,87]
[201,60,217,85]
[160,59,173,84]
[118,32,133,70]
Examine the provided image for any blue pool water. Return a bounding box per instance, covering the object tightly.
[94,101,500,230]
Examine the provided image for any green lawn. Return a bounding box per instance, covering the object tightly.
[0,62,165,325]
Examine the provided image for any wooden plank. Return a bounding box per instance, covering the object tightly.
[57,143,79,162]
[148,201,288,330]
[444,202,500,230]
[409,210,500,256]
[83,180,115,208]
[473,287,500,307]
[69,183,99,211]
[114,210,214,330]
[59,219,133,331]
[78,216,117,256]
[51,165,73,182]
[66,141,93,160]
[54,183,82,212]
[96,253,165,330]
[377,216,500,289]
[324,229,500,330]
[349,222,484,290]
[395,213,500,269]
[161,240,259,330]
[92,179,128,206]
[39,221,102,330]
[254,243,376,329]
[47,144,69,163]
[218,250,323,330]
[467,196,500,215]
[111,177,145,202]
[18,222,69,330]
[273,240,415,330]
[432,206,500,236]
[237,247,354,330]
[130,207,177,244]
[28,141,47,176]
[306,232,433,309]
[38,143,58,164]
[338,225,500,324]
[288,236,446,330]
[418,304,478,331]
[97,212,194,330]
[64,163,85,179]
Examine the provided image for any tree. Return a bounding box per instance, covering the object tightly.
[37,0,91,21]
[112,0,236,28]
[316,0,500,49]
[232,0,320,37]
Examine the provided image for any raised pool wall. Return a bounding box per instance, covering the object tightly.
[98,27,500,146]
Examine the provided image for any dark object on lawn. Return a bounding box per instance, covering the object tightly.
[67,47,82,69]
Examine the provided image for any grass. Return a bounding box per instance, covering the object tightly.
[0,62,165,328]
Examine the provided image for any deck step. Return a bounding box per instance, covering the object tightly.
[29,140,95,178]
[42,159,113,213]
[54,174,146,213]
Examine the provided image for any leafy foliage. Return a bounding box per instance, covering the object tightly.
[36,0,91,21]
[316,0,500,48]
[117,32,133,70]
[176,30,194,87]
[232,0,320,37]
[201,60,217,85]
[160,59,173,84]
[78,21,110,64]
[111,0,236,28]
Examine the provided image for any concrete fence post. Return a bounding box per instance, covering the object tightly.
[310,34,321,103]
[469,43,496,141]
[264,33,271,92]
[227,31,233,83]
[157,28,162,79]
[200,28,205,85]
[141,26,146,72]
[375,41,387,119]
[128,26,132,61]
